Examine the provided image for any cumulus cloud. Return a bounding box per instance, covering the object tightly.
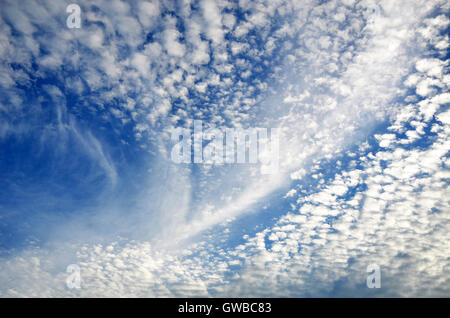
[0,0,448,297]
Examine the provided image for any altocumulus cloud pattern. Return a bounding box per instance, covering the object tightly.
[0,0,449,297]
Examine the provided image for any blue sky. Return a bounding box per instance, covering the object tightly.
[0,0,449,297]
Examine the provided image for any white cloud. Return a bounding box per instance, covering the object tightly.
[0,0,448,298]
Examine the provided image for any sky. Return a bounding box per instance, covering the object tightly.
[0,0,449,297]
